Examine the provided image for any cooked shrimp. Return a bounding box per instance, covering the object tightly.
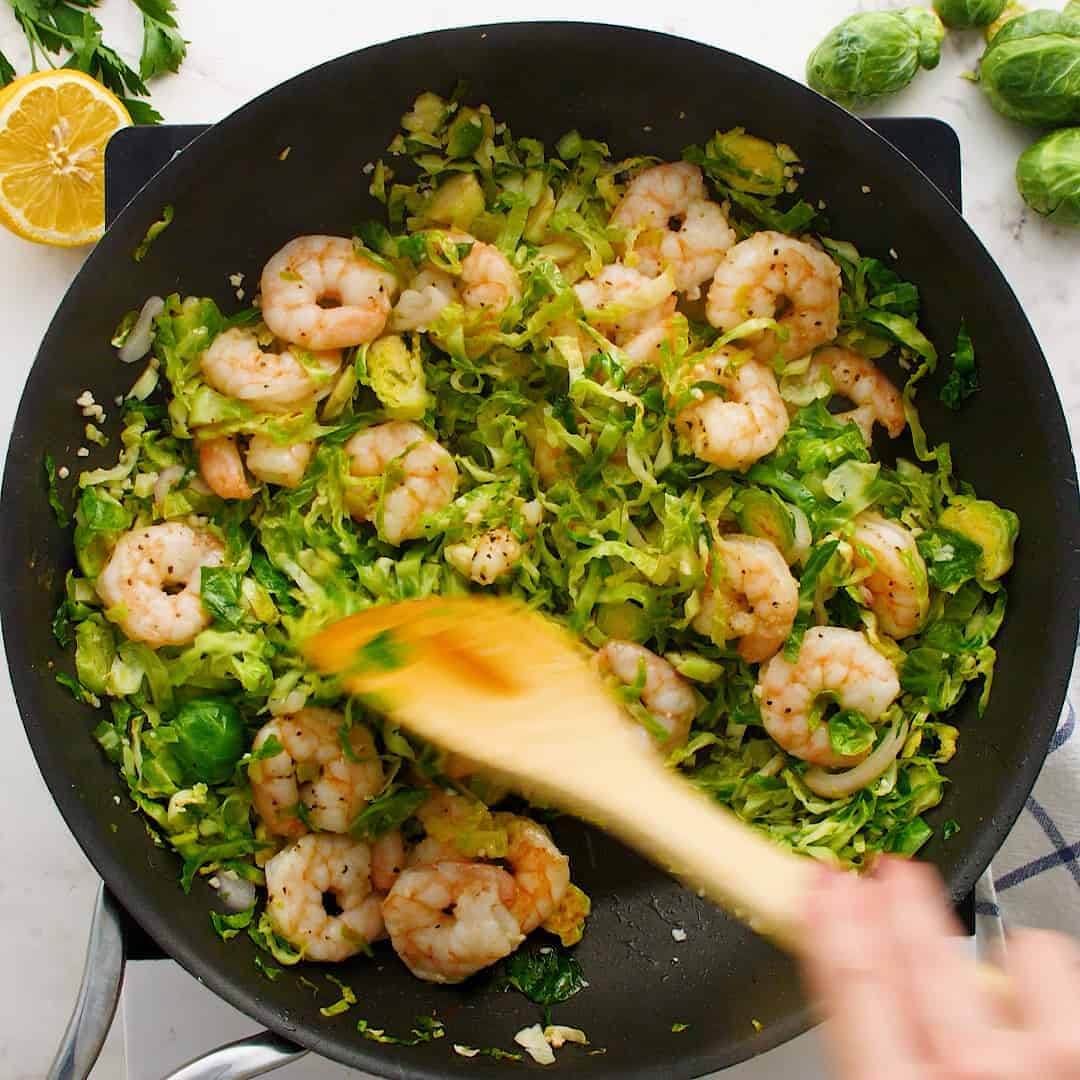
[371,830,406,893]
[707,232,841,364]
[811,346,905,441]
[406,835,464,868]
[574,264,678,365]
[245,435,313,489]
[198,435,253,500]
[693,534,799,662]
[492,813,570,934]
[381,862,524,983]
[756,626,901,767]
[611,161,735,299]
[391,237,520,331]
[200,327,341,413]
[445,526,522,585]
[460,240,521,313]
[444,502,541,586]
[265,834,385,962]
[593,640,697,752]
[852,512,929,638]
[95,523,224,648]
[675,350,789,470]
[391,267,458,332]
[249,709,383,837]
[344,421,458,545]
[260,235,397,349]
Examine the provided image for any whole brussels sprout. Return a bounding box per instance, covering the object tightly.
[807,10,945,108]
[979,10,1080,125]
[899,7,948,66]
[170,697,246,785]
[1016,126,1080,224]
[934,0,1006,27]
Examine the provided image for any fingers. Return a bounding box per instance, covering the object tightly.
[874,856,991,1059]
[800,865,919,1080]
[1008,929,1080,1076]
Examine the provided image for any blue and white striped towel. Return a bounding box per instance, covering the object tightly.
[976,669,1080,956]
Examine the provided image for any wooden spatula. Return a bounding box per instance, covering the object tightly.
[305,594,817,952]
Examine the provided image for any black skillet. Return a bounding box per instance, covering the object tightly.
[3,22,1078,1080]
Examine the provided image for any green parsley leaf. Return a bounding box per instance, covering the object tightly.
[199,566,245,627]
[505,946,586,1006]
[121,97,164,125]
[130,0,186,80]
[671,1022,690,1033]
[940,322,978,409]
[943,819,960,840]
[251,552,299,613]
[350,785,427,840]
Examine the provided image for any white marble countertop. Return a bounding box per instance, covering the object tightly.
[0,1,1076,1077]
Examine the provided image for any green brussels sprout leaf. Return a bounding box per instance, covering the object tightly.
[827,709,877,757]
[916,526,984,591]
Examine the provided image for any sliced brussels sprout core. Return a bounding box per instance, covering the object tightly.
[425,172,485,229]
[938,497,1019,581]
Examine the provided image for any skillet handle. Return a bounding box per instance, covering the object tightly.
[48,883,126,1080]
[161,1031,308,1079]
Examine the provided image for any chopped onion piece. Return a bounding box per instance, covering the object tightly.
[790,504,812,563]
[803,721,910,800]
[216,871,257,912]
[118,296,164,364]
[515,1024,555,1065]
[453,1045,480,1058]
[153,464,185,506]
[544,1025,588,1049]
[269,689,308,716]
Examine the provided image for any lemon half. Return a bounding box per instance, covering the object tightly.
[0,69,132,247]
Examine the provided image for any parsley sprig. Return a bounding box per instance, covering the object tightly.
[0,0,186,124]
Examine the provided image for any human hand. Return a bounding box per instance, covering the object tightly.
[801,855,1080,1079]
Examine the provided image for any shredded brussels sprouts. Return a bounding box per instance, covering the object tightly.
[54,91,1016,997]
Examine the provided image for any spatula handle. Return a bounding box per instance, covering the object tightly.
[567,753,1013,1001]
[559,752,818,952]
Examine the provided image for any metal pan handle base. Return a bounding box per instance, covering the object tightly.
[162,1031,308,1080]
[48,884,126,1080]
